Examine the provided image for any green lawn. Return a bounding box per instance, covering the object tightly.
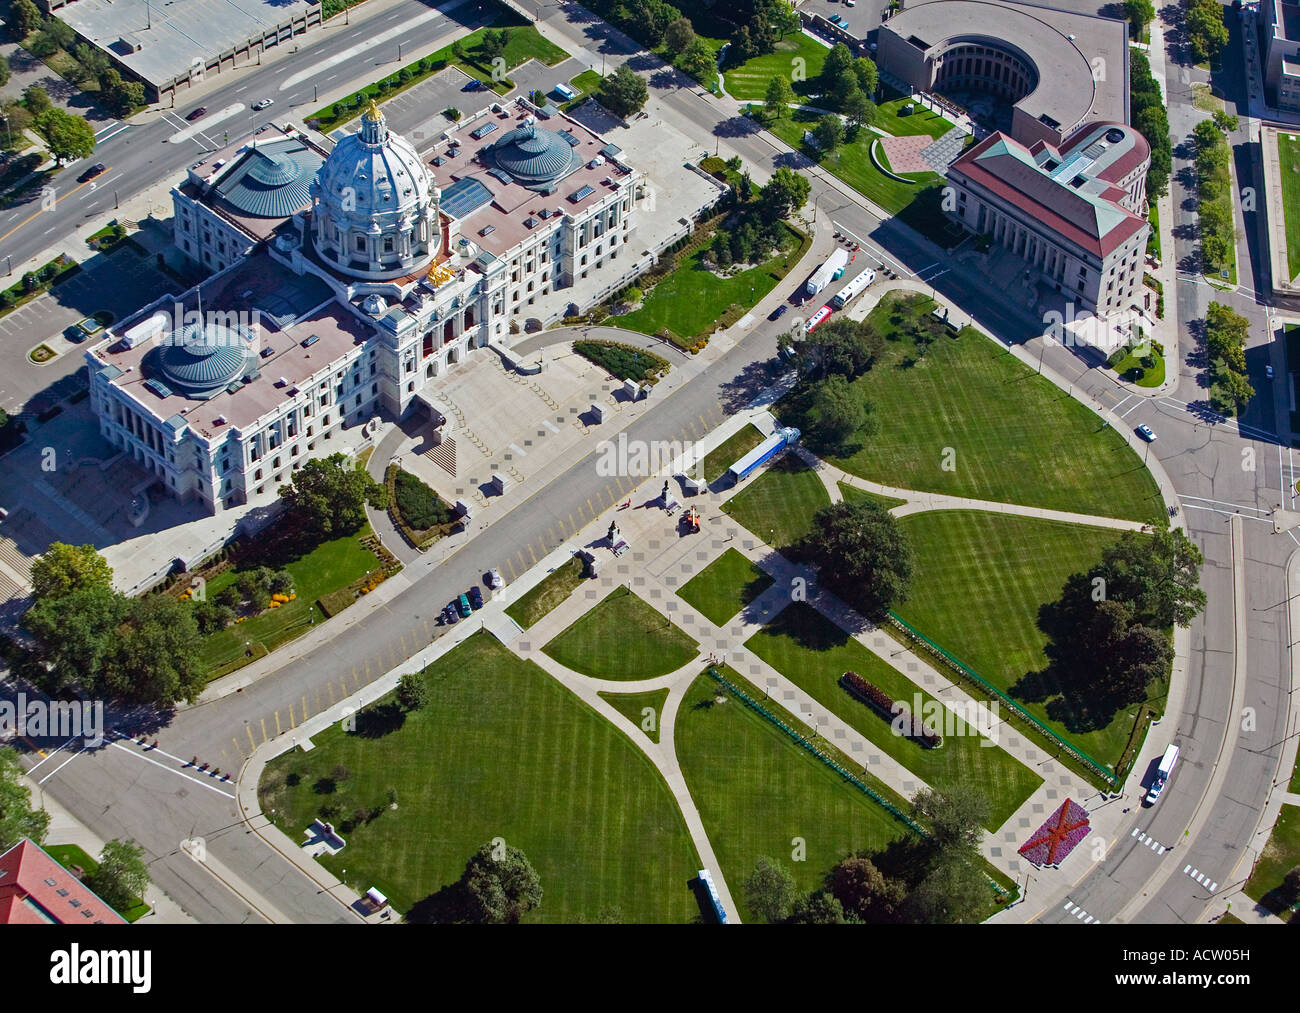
[677,547,774,626]
[675,669,917,921]
[42,844,150,922]
[1290,754,1300,794]
[1110,345,1166,387]
[1278,132,1300,282]
[611,223,804,343]
[745,603,1042,830]
[838,481,906,511]
[195,526,382,677]
[1147,199,1162,261]
[767,112,953,244]
[259,633,700,921]
[566,68,605,107]
[598,688,670,743]
[893,510,1157,769]
[505,555,586,629]
[873,94,955,140]
[783,291,1164,521]
[722,454,830,549]
[723,34,830,102]
[1244,804,1300,915]
[543,587,699,680]
[698,425,765,484]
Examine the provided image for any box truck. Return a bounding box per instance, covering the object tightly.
[805,249,849,296]
[1145,744,1179,805]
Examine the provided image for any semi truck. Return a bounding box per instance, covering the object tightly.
[1145,744,1179,805]
[727,427,801,484]
[805,249,849,296]
[697,869,727,924]
[830,267,876,309]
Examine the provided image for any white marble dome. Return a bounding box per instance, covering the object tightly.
[310,101,439,280]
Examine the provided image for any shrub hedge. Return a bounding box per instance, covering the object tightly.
[572,340,670,384]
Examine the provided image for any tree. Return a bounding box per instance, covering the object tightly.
[479,28,506,61]
[831,70,859,109]
[852,57,878,97]
[795,317,884,380]
[99,69,145,118]
[192,600,235,635]
[34,108,95,165]
[1123,0,1155,38]
[664,16,695,56]
[743,856,797,923]
[770,0,801,39]
[30,542,113,601]
[88,839,150,913]
[758,165,810,222]
[23,584,126,693]
[811,113,843,154]
[764,74,794,123]
[1212,109,1239,134]
[843,90,876,132]
[827,852,906,923]
[23,85,51,117]
[11,0,44,38]
[0,746,51,851]
[1095,527,1207,629]
[459,842,543,923]
[279,453,387,541]
[101,595,205,705]
[1212,367,1256,413]
[799,499,914,616]
[598,64,648,119]
[0,54,9,90]
[676,38,715,82]
[910,786,990,853]
[820,42,855,89]
[41,17,74,51]
[808,375,870,450]
[787,888,853,923]
[396,672,431,712]
[901,851,990,924]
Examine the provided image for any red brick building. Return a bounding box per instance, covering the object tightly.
[0,839,127,925]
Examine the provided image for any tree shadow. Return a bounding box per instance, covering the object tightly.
[350,702,407,739]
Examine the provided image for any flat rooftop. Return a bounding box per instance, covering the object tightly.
[418,101,634,259]
[90,251,374,441]
[886,0,1128,133]
[54,0,318,88]
[1281,0,1300,40]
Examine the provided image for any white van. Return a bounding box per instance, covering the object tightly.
[1145,745,1179,805]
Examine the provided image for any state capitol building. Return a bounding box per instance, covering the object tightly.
[84,98,640,514]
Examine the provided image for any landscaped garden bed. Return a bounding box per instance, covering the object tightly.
[385,464,457,549]
[572,340,670,385]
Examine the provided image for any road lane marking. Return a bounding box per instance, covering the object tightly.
[0,175,109,246]
[167,104,248,144]
[25,736,78,772]
[279,7,444,91]
[37,744,88,784]
[107,740,236,797]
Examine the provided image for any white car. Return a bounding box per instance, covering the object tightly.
[253,98,274,111]
[486,568,504,590]
[1135,424,1157,442]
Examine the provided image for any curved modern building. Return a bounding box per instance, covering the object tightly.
[877,0,1130,148]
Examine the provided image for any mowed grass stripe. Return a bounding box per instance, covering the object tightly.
[745,603,1042,829]
[798,292,1163,520]
[893,510,1148,768]
[543,587,699,680]
[259,633,699,921]
[676,669,915,922]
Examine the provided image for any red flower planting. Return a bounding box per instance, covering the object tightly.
[1017,799,1091,868]
[839,671,942,748]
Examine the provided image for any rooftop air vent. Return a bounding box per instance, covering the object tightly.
[301,335,319,348]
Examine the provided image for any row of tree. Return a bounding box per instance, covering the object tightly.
[744,786,998,924]
[10,0,144,117]
[1129,51,1171,204]
[1185,0,1229,66]
[1193,113,1241,284]
[762,43,879,149]
[1203,299,1255,415]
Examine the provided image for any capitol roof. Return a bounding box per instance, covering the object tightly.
[485,120,582,191]
[212,139,323,219]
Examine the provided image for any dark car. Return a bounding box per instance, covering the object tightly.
[463,79,484,92]
[768,304,788,321]
[467,586,484,609]
[186,107,207,121]
[445,602,461,624]
[78,163,107,183]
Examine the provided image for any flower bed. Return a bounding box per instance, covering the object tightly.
[839,670,942,748]
[1017,798,1091,867]
[572,340,670,385]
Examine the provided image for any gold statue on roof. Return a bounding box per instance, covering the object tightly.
[365,99,382,121]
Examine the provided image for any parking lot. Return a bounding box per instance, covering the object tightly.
[798,0,885,41]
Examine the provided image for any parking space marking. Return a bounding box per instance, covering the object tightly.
[108,740,235,798]
[37,743,88,785]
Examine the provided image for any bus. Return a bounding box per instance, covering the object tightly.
[805,305,832,333]
[830,268,875,309]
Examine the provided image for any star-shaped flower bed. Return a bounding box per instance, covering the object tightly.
[1017,798,1090,868]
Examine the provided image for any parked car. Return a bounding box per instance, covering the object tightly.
[78,163,107,183]
[1266,364,1275,380]
[845,0,855,6]
[446,602,461,624]
[463,79,484,91]
[768,304,789,321]
[186,107,208,121]
[253,98,274,110]
[1135,424,1157,442]
[468,585,484,609]
[458,593,473,618]
[486,568,504,590]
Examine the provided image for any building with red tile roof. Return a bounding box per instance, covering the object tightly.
[0,839,128,925]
